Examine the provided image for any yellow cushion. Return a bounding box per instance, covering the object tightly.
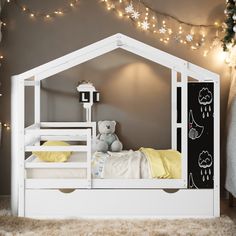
[33,141,71,162]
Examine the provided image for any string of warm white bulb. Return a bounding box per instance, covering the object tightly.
[0,0,230,131]
[2,122,10,130]
[0,0,82,130]
[13,0,80,20]
[100,0,223,57]
[0,0,81,63]
[0,0,228,62]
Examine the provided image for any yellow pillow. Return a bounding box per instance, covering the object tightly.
[33,141,71,162]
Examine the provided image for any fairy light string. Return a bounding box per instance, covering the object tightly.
[14,0,80,20]
[0,0,230,129]
[0,0,228,61]
[100,0,223,55]
[0,0,81,62]
[1,0,223,54]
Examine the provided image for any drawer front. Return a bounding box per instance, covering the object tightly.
[25,189,215,218]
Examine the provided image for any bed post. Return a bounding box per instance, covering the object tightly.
[171,69,177,150]
[11,76,18,216]
[171,63,188,187]
[213,77,220,217]
[11,76,25,216]
[34,79,40,124]
[181,62,188,187]
[18,79,25,216]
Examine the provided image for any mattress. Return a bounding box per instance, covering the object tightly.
[26,150,151,179]
[27,152,88,179]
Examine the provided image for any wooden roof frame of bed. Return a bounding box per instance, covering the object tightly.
[11,33,220,217]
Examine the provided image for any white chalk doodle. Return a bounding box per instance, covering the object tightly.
[198,87,212,119]
[198,150,213,182]
[189,172,198,189]
[188,110,204,140]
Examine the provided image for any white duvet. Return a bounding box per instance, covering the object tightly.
[95,150,150,179]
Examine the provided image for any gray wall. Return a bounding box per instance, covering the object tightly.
[0,0,230,195]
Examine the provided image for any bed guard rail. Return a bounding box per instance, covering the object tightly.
[24,127,92,189]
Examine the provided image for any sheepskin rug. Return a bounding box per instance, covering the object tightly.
[0,197,236,236]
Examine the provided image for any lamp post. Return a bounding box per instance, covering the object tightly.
[77,81,99,122]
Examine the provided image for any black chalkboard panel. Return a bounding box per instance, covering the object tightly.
[187,82,214,189]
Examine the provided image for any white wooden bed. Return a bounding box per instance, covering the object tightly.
[11,33,220,218]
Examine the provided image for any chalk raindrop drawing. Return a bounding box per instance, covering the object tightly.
[198,87,212,118]
[198,150,213,182]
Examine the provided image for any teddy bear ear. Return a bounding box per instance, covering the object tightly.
[112,121,116,126]
[98,121,102,126]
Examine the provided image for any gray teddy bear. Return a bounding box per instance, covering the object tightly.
[96,120,123,153]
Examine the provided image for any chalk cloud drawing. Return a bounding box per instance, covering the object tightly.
[189,172,198,189]
[198,87,212,118]
[188,110,204,140]
[198,150,213,182]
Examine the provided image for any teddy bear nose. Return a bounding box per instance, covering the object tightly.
[106,125,110,129]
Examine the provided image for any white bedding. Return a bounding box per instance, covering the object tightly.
[103,150,150,179]
[27,150,151,179]
[27,152,88,179]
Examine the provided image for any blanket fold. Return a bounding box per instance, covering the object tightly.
[140,148,181,179]
[103,150,150,179]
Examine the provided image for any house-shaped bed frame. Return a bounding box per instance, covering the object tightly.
[11,33,220,218]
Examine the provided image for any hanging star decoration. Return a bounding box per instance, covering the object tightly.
[1,0,228,60]
[159,27,167,34]
[100,0,223,57]
[131,10,140,19]
[125,3,134,13]
[141,20,149,30]
[186,34,193,42]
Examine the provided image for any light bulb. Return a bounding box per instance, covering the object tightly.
[233,25,236,32]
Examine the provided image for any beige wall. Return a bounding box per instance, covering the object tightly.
[0,0,230,195]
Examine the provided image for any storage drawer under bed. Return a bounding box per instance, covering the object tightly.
[25,189,215,218]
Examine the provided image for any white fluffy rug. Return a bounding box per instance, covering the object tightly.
[0,197,235,236]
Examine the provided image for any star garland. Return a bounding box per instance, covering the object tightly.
[101,0,223,55]
[0,0,228,59]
